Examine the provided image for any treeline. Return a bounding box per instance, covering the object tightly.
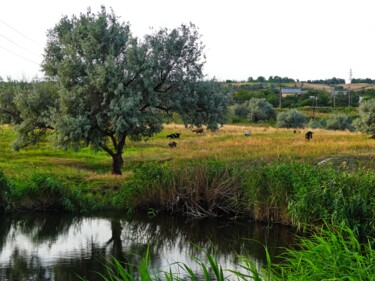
[351,78,375,84]
[302,77,346,85]
[231,87,374,108]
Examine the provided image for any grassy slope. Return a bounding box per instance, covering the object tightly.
[1,124,374,183]
[0,124,375,198]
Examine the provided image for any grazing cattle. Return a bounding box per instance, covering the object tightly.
[168,141,177,148]
[244,131,252,136]
[167,133,181,139]
[293,130,297,134]
[192,128,204,134]
[305,131,313,140]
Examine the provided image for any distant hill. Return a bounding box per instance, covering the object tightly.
[226,82,375,92]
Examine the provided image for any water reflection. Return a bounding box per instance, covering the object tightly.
[0,212,297,280]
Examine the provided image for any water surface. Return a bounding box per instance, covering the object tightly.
[0,212,297,280]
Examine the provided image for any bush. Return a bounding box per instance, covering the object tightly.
[353,98,375,137]
[247,98,276,122]
[308,118,326,129]
[276,109,307,128]
[233,104,250,119]
[326,114,354,131]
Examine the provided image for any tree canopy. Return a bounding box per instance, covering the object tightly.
[40,6,228,174]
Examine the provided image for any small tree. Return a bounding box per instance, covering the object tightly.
[354,99,375,138]
[276,109,307,128]
[326,114,354,131]
[247,98,276,122]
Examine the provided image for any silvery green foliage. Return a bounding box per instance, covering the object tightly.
[12,81,58,150]
[234,104,250,119]
[308,118,326,129]
[42,7,227,173]
[326,114,354,131]
[0,79,24,124]
[0,80,57,150]
[276,109,307,128]
[246,98,276,122]
[353,99,375,136]
[176,79,228,130]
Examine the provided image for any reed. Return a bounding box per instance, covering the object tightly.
[116,161,374,237]
[272,225,375,281]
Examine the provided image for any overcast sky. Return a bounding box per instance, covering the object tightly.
[1,0,374,82]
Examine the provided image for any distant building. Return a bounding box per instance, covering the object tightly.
[281,88,302,96]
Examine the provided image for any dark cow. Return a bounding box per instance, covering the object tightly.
[305,131,313,140]
[167,133,181,139]
[168,141,177,148]
[192,128,204,134]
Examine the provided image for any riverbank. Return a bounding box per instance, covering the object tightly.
[0,124,374,237]
[1,160,374,239]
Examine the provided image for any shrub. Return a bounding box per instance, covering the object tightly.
[308,118,326,129]
[233,104,250,119]
[353,98,375,137]
[326,114,354,131]
[276,109,307,128]
[247,98,276,122]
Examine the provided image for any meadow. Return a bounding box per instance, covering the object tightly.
[1,123,374,187]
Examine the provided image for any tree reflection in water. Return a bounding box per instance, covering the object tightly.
[0,212,297,280]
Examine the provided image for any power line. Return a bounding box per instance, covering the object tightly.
[0,45,40,65]
[0,33,42,59]
[0,19,40,46]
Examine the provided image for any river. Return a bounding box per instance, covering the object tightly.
[0,212,297,280]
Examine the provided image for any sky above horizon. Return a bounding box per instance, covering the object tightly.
[1,0,374,82]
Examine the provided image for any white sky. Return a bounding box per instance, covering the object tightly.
[1,0,374,82]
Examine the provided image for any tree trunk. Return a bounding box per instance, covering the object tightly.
[112,153,124,175]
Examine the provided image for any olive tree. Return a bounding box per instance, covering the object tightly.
[354,99,375,138]
[42,7,228,174]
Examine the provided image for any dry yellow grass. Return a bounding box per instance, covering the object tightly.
[130,124,375,167]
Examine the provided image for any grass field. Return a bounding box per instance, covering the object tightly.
[0,123,374,185]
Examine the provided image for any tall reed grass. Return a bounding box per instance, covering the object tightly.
[115,161,374,238]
